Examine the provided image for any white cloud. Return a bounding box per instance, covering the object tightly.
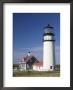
[31,46,43,52]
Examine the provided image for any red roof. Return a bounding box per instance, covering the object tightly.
[32,61,43,66]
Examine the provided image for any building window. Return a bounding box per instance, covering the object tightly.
[50,66,52,69]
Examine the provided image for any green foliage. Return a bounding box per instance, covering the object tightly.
[13,64,19,69]
[55,64,60,71]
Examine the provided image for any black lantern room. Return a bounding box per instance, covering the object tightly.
[43,24,54,36]
[43,24,55,42]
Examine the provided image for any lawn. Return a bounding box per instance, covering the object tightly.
[13,70,60,77]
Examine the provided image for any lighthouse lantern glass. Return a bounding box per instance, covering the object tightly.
[44,28,53,34]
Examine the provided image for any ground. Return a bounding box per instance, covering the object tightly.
[13,70,60,77]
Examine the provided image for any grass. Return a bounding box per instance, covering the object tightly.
[13,70,60,77]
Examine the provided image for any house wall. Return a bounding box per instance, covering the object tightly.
[33,66,43,71]
[19,63,26,71]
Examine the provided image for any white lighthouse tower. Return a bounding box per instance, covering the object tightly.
[43,24,55,71]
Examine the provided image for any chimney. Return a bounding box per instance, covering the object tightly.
[27,52,31,56]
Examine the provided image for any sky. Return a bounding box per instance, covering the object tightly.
[13,13,60,64]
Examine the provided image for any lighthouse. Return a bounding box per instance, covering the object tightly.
[43,24,55,71]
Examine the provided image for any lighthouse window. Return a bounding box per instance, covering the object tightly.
[50,66,52,69]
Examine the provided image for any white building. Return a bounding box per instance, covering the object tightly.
[32,61,43,71]
[19,52,43,71]
[43,24,55,71]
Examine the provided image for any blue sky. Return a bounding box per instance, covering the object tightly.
[13,13,60,64]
